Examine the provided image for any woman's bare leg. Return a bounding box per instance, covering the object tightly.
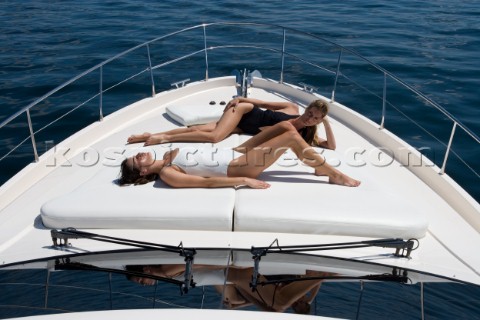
[234,120,294,152]
[127,123,217,144]
[229,122,360,187]
[144,103,254,145]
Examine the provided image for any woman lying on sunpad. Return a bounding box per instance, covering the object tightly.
[119,121,360,188]
[127,98,336,150]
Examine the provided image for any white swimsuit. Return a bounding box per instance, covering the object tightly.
[170,147,241,177]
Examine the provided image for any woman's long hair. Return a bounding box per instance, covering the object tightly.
[301,99,329,146]
[118,159,157,186]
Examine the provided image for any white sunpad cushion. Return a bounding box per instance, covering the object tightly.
[234,186,428,239]
[233,149,429,239]
[166,104,225,126]
[40,143,237,231]
[40,141,428,238]
[41,168,235,230]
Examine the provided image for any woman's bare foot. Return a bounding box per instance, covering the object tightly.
[127,133,151,144]
[329,172,361,187]
[144,134,168,146]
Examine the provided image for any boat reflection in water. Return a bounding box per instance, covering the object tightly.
[126,264,332,314]
[2,248,479,319]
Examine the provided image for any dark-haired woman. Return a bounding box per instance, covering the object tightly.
[120,121,359,188]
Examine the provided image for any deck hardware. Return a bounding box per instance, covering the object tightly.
[241,69,264,98]
[26,109,39,162]
[249,239,414,291]
[420,282,425,320]
[54,260,185,289]
[298,82,318,93]
[441,122,457,174]
[250,247,268,291]
[249,238,418,286]
[178,242,197,294]
[241,68,248,97]
[355,280,364,320]
[331,49,343,102]
[232,69,242,87]
[232,69,248,97]
[51,229,199,294]
[232,69,262,98]
[247,70,262,88]
[44,269,51,309]
[51,228,197,254]
[250,239,280,291]
[153,281,158,308]
[250,238,418,257]
[146,43,156,96]
[380,72,387,129]
[51,228,80,247]
[99,66,104,121]
[393,239,418,258]
[253,268,409,291]
[170,78,190,88]
[280,28,286,83]
[202,24,209,80]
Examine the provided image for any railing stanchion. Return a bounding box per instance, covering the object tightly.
[331,49,343,102]
[280,28,286,84]
[147,43,156,96]
[441,122,457,174]
[109,272,113,309]
[26,109,39,162]
[0,23,478,186]
[44,269,50,309]
[99,66,104,121]
[380,72,387,129]
[420,282,425,320]
[203,25,209,81]
[355,280,364,320]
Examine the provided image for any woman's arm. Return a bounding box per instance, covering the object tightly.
[314,117,336,150]
[226,98,299,115]
[160,168,270,189]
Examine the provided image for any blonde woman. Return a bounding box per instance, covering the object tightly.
[127,98,336,150]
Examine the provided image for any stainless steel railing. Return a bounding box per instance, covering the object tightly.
[1,22,478,181]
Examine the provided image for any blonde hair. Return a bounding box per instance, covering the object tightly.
[301,99,329,146]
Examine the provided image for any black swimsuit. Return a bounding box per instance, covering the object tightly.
[237,107,298,134]
[237,107,308,140]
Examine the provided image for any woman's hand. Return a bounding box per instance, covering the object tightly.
[244,178,270,189]
[224,98,240,112]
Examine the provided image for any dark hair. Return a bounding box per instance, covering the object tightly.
[125,265,145,281]
[118,158,157,186]
[292,300,311,314]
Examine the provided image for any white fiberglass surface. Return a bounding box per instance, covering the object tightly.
[0,80,478,284]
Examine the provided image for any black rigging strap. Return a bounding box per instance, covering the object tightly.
[50,229,419,294]
[51,228,197,293]
[249,238,418,291]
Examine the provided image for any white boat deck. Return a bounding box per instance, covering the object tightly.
[0,77,479,285]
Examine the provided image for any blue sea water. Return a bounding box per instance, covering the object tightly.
[0,0,479,193]
[0,0,479,318]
